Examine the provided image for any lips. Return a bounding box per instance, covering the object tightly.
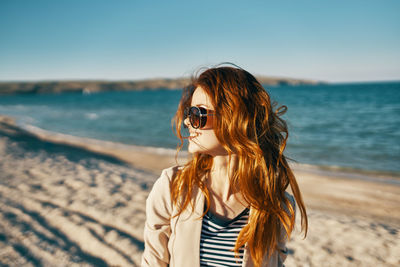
[189,131,200,139]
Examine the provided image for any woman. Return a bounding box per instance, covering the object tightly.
[142,64,308,267]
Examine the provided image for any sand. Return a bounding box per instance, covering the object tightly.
[0,115,399,266]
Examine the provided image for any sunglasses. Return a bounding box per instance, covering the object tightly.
[184,106,214,129]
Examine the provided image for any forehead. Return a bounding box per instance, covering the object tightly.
[191,86,213,108]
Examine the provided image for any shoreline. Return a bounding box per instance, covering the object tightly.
[2,114,399,183]
[0,115,185,176]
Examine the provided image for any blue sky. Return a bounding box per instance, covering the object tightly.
[0,0,399,82]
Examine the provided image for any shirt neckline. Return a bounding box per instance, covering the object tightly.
[205,206,250,227]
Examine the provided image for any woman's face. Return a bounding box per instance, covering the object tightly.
[184,86,227,156]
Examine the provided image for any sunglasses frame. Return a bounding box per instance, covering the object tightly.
[185,106,214,129]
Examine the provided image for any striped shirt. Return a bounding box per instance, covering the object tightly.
[200,207,250,267]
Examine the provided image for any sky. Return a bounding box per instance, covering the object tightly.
[0,0,399,83]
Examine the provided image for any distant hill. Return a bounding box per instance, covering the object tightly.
[0,76,323,95]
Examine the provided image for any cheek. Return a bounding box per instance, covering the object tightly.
[203,131,221,147]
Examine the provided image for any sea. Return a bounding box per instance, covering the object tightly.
[0,81,399,177]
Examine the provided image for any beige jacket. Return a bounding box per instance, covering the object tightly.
[141,166,294,267]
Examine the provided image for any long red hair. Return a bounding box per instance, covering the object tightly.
[171,64,307,266]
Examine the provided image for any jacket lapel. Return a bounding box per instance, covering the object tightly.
[180,185,204,267]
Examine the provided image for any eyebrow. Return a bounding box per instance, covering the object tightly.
[196,104,215,111]
[194,104,211,108]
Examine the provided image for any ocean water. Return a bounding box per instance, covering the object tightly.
[0,82,399,175]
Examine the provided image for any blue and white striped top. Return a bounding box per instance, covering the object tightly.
[200,208,250,267]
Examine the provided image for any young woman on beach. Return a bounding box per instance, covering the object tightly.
[142,64,308,267]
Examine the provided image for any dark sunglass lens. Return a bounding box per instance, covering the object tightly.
[198,107,208,128]
[189,107,201,128]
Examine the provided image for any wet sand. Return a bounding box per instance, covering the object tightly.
[0,115,399,266]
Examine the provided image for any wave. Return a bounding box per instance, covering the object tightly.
[291,162,400,185]
[0,114,187,174]
[22,123,181,156]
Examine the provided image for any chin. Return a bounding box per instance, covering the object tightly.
[187,143,200,154]
[187,140,208,154]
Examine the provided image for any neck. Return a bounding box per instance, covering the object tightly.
[208,154,237,201]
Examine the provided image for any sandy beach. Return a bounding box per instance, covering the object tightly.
[0,115,399,266]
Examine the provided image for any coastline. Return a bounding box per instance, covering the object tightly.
[0,76,322,95]
[1,114,399,266]
[3,114,399,183]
